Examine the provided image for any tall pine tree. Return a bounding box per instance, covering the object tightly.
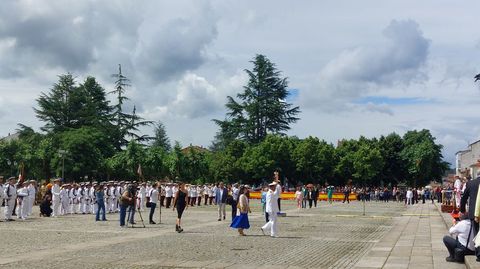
[109,64,153,149]
[214,54,300,146]
[152,121,171,152]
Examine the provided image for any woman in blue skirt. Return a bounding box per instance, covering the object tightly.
[230,186,250,236]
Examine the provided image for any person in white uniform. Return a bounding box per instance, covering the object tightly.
[69,184,79,214]
[51,178,61,217]
[78,183,87,214]
[60,184,69,215]
[165,184,173,208]
[261,182,281,237]
[89,183,96,214]
[138,183,146,211]
[115,182,123,212]
[4,177,17,221]
[16,182,29,220]
[27,180,36,216]
[109,183,117,213]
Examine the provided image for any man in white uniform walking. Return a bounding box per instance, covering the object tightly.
[261,181,281,237]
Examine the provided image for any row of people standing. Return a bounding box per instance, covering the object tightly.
[0,176,37,221]
[293,185,319,209]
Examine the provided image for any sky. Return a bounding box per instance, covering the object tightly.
[0,0,479,165]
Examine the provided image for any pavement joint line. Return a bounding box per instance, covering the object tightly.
[335,215,392,219]
[402,213,439,216]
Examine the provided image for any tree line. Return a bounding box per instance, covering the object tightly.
[0,55,449,187]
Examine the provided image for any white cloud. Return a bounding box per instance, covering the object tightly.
[301,19,430,112]
[140,71,247,120]
[1,1,480,166]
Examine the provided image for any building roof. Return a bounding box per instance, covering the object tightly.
[181,145,209,154]
[456,149,471,155]
[0,132,19,142]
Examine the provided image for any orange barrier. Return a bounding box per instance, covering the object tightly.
[249,191,357,201]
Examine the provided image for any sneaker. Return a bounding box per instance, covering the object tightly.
[445,256,455,262]
[217,218,221,221]
[150,221,156,224]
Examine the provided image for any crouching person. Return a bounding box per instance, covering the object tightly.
[443,215,475,263]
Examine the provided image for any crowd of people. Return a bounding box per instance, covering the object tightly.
[0,173,285,237]
[5,171,476,251]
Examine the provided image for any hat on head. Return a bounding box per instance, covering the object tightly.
[53,178,60,182]
[268,182,277,186]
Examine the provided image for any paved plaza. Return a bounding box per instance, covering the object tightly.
[0,200,462,269]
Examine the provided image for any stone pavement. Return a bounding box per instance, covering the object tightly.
[354,202,465,269]
[0,200,458,269]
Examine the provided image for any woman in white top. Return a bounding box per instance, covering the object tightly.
[295,187,303,209]
[148,183,159,224]
[230,186,250,236]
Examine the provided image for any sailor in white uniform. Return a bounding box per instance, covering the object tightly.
[60,184,69,215]
[261,182,281,237]
[89,183,97,214]
[16,182,29,220]
[69,184,79,214]
[51,178,61,217]
[138,183,146,211]
[4,177,17,221]
[27,180,36,216]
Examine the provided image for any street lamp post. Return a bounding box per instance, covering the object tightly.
[58,150,67,180]
[6,160,17,177]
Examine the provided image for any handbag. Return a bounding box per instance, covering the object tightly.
[226,195,233,205]
[454,220,475,262]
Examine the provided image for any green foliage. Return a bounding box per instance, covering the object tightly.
[53,127,113,180]
[214,54,300,146]
[352,143,384,185]
[0,58,449,187]
[292,136,336,184]
[400,129,449,186]
[109,65,153,149]
[152,121,171,152]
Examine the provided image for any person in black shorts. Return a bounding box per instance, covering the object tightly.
[173,182,188,233]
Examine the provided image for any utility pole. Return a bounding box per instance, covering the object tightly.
[58,150,67,180]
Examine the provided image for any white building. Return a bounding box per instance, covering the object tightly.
[456,140,480,178]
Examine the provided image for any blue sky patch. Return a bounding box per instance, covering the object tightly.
[287,88,300,102]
